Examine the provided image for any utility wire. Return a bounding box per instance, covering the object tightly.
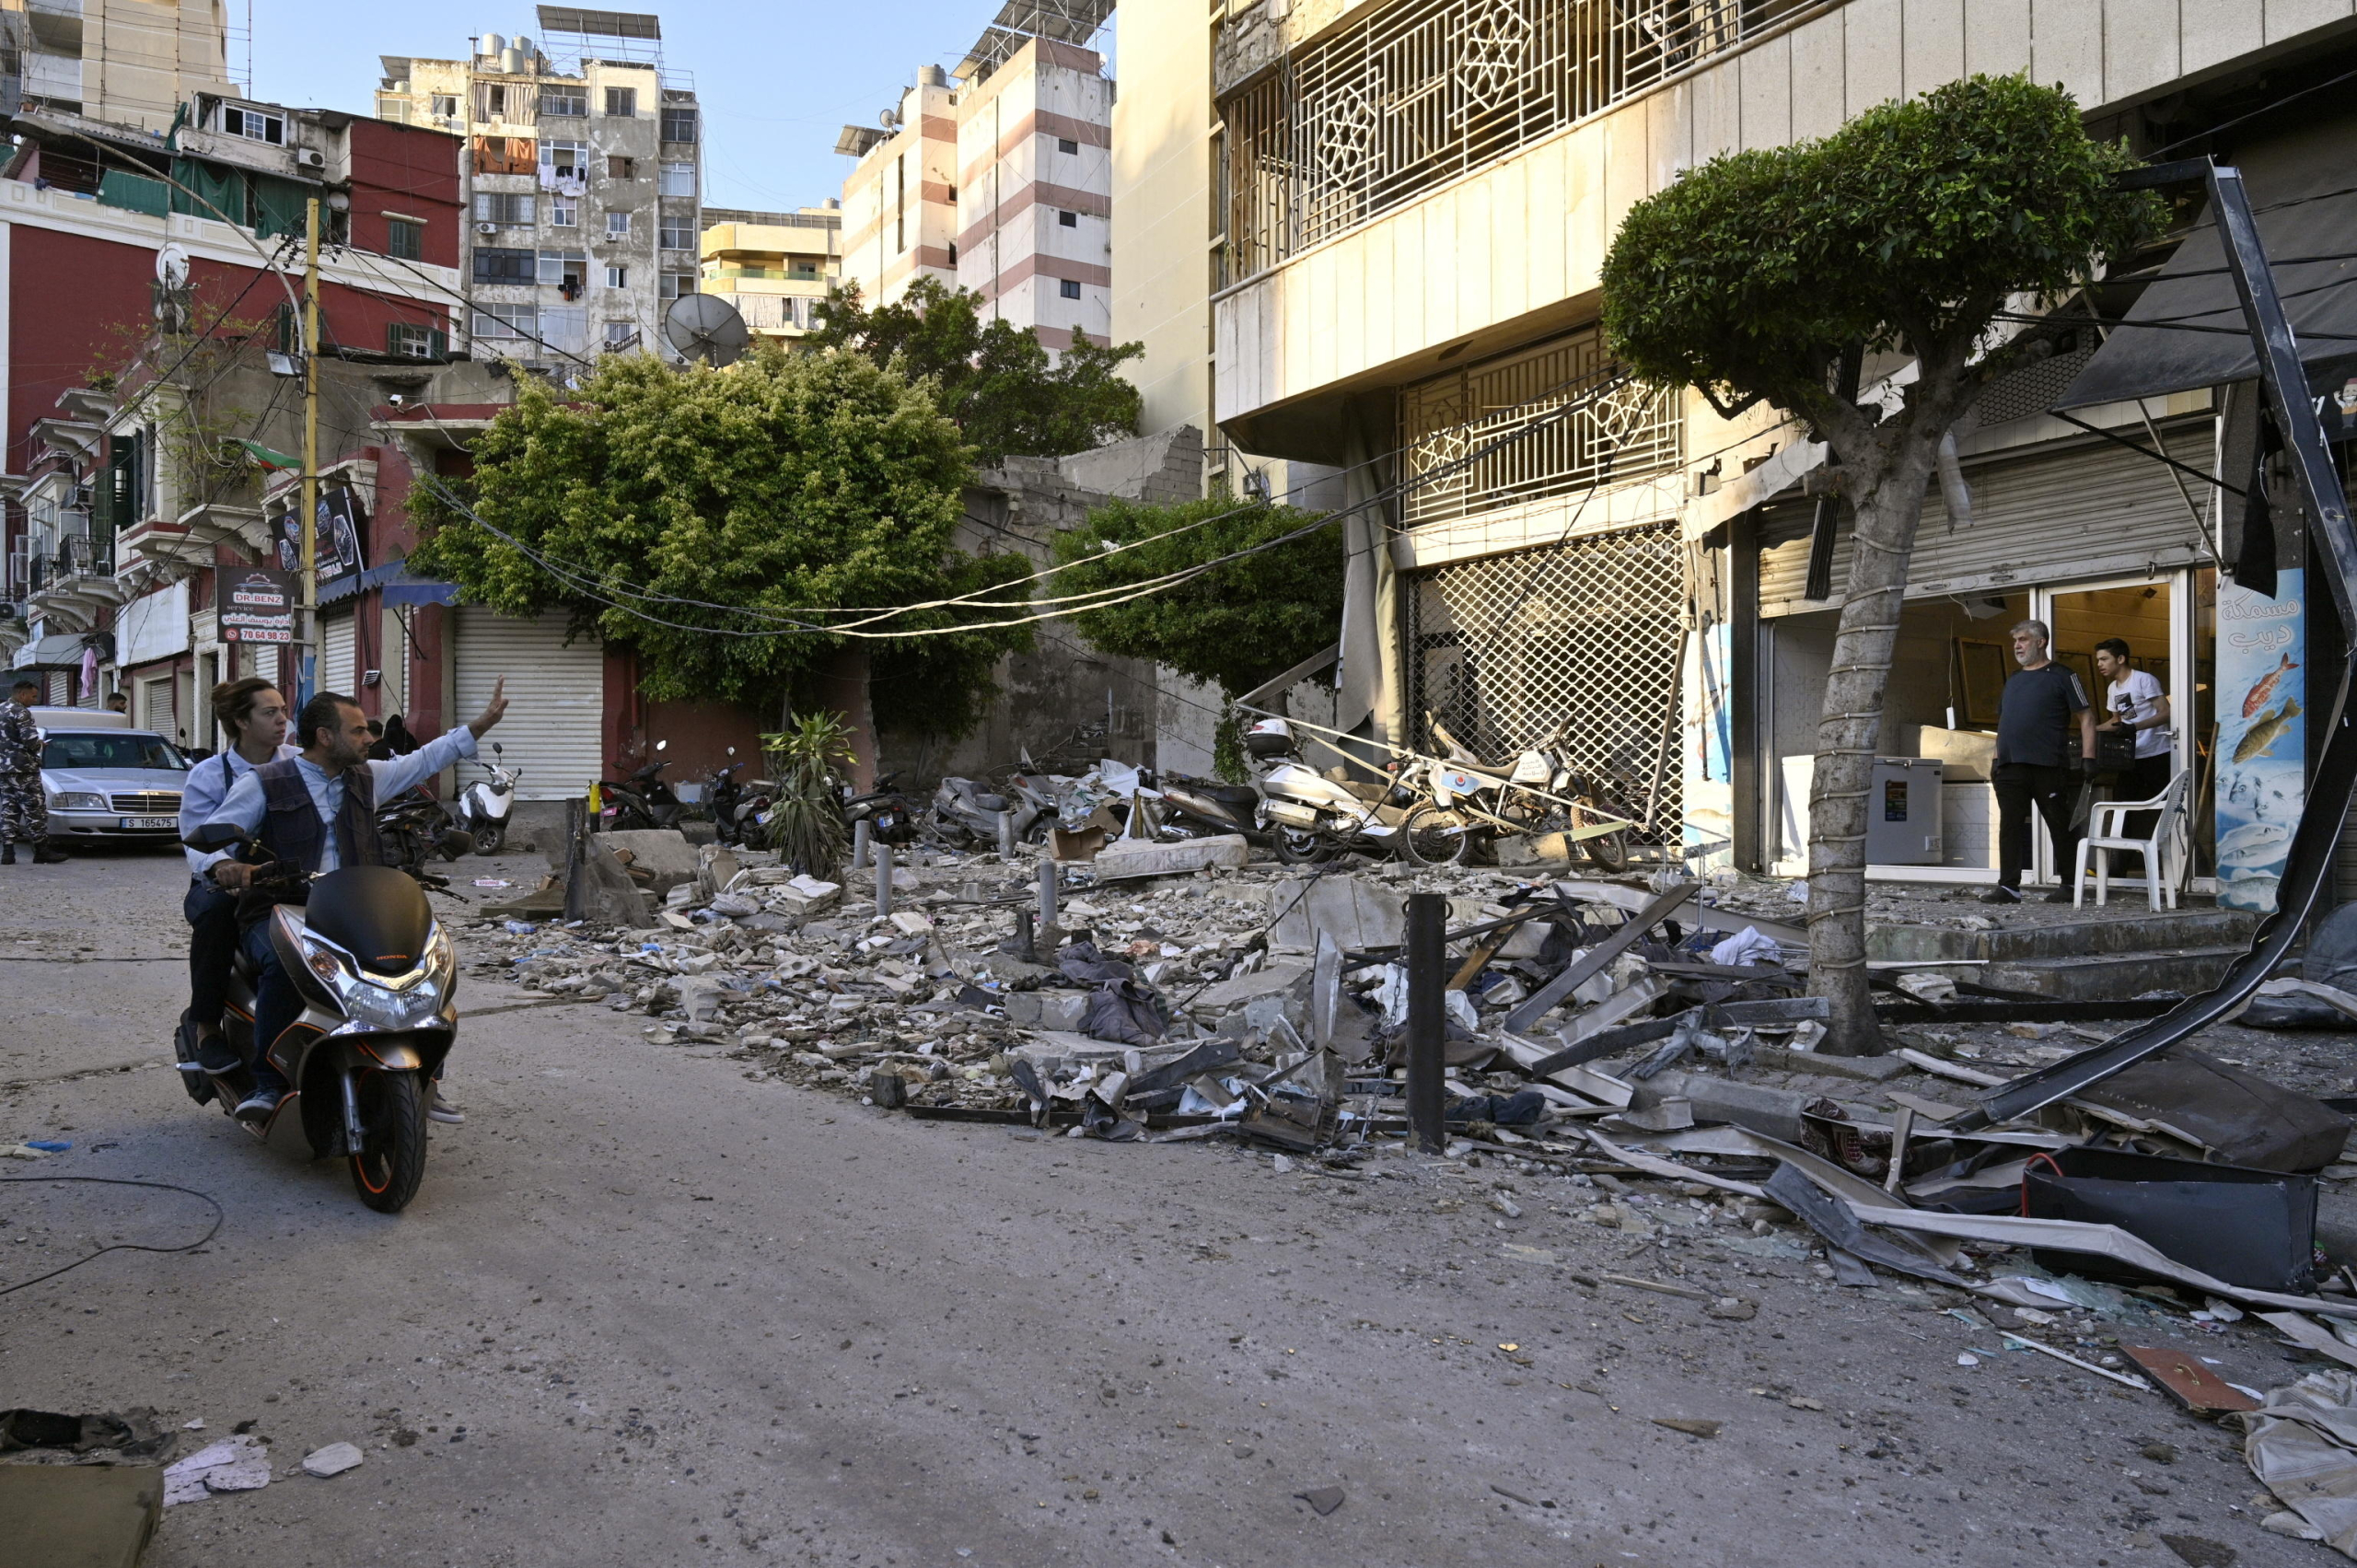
[2145,67,2357,159]
[0,1176,224,1296]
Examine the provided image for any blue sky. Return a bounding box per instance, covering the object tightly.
[248,1,1074,212]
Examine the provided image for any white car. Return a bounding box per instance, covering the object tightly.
[33,709,191,842]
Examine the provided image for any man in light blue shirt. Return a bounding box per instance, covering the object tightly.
[177,677,297,1078]
[200,682,508,1121]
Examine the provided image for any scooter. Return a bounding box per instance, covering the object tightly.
[1244,717,1414,864]
[600,739,683,831]
[927,774,1054,851]
[377,787,476,888]
[173,824,461,1214]
[837,773,921,848]
[457,742,521,855]
[1150,770,1265,842]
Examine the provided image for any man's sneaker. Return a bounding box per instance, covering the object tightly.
[427,1088,466,1125]
[194,1032,242,1074]
[1978,886,2021,905]
[233,1082,286,1123]
[2043,887,2077,904]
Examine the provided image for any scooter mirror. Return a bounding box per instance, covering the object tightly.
[493,741,503,756]
[726,746,736,757]
[183,823,248,852]
[656,739,668,752]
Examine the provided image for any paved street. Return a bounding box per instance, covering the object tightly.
[0,848,2326,1567]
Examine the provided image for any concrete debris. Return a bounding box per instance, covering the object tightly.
[163,1435,269,1504]
[300,1442,365,1479]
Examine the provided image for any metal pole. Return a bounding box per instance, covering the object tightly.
[1405,891,1446,1153]
[298,195,321,705]
[874,842,893,920]
[1038,859,1058,934]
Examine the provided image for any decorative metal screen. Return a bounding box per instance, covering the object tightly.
[1221,0,1817,279]
[1403,525,1686,842]
[1399,328,1682,526]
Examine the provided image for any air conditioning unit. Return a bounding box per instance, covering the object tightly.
[294,146,327,170]
[476,221,500,235]
[66,484,92,512]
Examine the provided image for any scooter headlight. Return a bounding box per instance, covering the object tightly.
[300,930,451,1030]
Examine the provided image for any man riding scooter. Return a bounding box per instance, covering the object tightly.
[199,680,509,1123]
[176,678,297,1080]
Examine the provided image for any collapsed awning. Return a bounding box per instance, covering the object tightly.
[321,557,461,609]
[7,633,89,669]
[2059,114,2357,410]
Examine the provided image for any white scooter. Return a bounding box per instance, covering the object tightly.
[1244,717,1413,865]
[457,742,521,856]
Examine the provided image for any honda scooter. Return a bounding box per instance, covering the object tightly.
[174,824,462,1213]
[1244,718,1413,864]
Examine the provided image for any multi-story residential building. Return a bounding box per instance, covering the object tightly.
[698,203,841,343]
[1116,0,2357,905]
[374,7,702,368]
[0,91,463,741]
[0,0,236,132]
[838,11,1114,346]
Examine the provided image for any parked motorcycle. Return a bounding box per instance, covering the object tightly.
[174,823,462,1213]
[1149,770,1265,842]
[702,749,750,845]
[599,739,683,831]
[377,786,475,888]
[927,773,1054,851]
[457,742,521,855]
[836,772,920,848]
[1420,715,1632,871]
[1244,718,1413,864]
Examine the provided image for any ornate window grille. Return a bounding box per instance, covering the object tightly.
[1399,327,1682,527]
[1220,0,1816,281]
[1402,524,1688,843]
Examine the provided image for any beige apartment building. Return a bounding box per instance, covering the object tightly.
[2,0,235,131]
[375,6,702,368]
[1116,0,2357,903]
[699,203,842,342]
[838,7,1114,346]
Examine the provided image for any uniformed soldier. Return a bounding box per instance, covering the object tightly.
[0,677,67,865]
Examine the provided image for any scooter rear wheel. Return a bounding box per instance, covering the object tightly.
[349,1071,428,1214]
[1271,826,1333,865]
[1402,805,1476,867]
[471,819,505,856]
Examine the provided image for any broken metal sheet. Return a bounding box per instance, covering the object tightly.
[2111,1345,2261,1414]
[2247,1370,2357,1557]
[2261,1312,2357,1374]
[1761,1163,1966,1287]
[1503,883,1694,1033]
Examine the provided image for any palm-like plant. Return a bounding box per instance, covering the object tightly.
[759,711,854,879]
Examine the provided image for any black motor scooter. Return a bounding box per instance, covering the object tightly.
[1150,770,1266,843]
[173,825,462,1213]
[600,738,684,830]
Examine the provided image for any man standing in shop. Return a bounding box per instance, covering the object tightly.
[1981,619,2096,905]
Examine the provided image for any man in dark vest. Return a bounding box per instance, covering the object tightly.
[198,682,509,1121]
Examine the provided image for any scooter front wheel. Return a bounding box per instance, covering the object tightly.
[350,1071,428,1214]
[1271,826,1333,865]
[1401,805,1476,867]
[470,819,505,855]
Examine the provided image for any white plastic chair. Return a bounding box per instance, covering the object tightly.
[2073,770,2191,911]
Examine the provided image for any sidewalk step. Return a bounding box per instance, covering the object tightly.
[1980,946,2242,1002]
[1867,909,2258,963]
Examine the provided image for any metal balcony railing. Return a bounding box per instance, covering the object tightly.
[1219,0,1819,283]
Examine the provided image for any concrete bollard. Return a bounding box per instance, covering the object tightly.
[1038,861,1058,934]
[996,810,1016,860]
[875,842,893,920]
[851,817,872,871]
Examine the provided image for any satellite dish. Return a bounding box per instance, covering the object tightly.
[878,109,900,129]
[663,294,751,367]
[156,243,191,290]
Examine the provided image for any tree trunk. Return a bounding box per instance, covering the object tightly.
[815,643,878,794]
[1805,432,1949,1054]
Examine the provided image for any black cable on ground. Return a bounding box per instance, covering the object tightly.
[0,1176,225,1296]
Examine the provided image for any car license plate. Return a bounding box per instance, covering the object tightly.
[122,816,178,830]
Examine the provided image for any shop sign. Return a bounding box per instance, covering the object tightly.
[2215,570,2303,912]
[221,567,295,644]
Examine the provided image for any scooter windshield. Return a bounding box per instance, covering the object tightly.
[308,865,434,976]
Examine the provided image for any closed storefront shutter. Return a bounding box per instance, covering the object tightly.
[453,607,606,800]
[1759,422,2215,616]
[319,611,357,697]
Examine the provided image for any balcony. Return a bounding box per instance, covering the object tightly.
[24,534,125,628]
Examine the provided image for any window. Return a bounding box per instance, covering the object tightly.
[537,250,588,294]
[1057,209,1078,227]
[1056,136,1079,154]
[946,241,958,264]
[1059,278,1082,299]
[604,320,639,349]
[431,94,459,118]
[605,264,628,289]
[540,140,587,183]
[473,246,536,284]
[659,161,694,197]
[606,211,632,238]
[475,83,510,121]
[658,273,694,299]
[608,155,636,180]
[660,106,698,143]
[472,191,533,226]
[388,321,446,358]
[548,194,577,226]
[220,105,286,145]
[603,87,637,117]
[657,220,693,250]
[386,216,424,260]
[539,87,586,117]
[470,302,538,341]
[475,135,538,176]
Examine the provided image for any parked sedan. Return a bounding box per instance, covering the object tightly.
[41,727,192,842]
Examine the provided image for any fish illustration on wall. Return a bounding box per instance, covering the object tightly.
[2217,819,2292,864]
[2235,698,2303,764]
[2241,652,2298,719]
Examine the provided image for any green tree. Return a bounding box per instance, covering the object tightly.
[410,345,1033,772]
[1600,75,2162,1054]
[811,278,1144,465]
[1051,495,1344,764]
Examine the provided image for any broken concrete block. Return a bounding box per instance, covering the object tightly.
[1089,833,1250,880]
[1270,875,1404,954]
[1495,832,1573,867]
[1185,959,1311,1016]
[770,875,842,916]
[1655,1072,1809,1142]
[301,1442,364,1478]
[595,830,702,895]
[888,911,933,935]
[1005,990,1090,1031]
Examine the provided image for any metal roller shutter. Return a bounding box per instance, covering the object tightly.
[452,607,606,801]
[1759,422,2216,616]
[319,611,357,698]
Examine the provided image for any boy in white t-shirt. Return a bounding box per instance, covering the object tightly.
[2093,637,2172,855]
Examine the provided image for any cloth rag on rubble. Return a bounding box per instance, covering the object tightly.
[2246,1370,2357,1557]
[1446,1088,1548,1126]
[1082,980,1168,1046]
[1708,925,1782,968]
[1057,940,1134,984]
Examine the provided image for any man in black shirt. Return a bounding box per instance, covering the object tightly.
[1982,619,2096,904]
